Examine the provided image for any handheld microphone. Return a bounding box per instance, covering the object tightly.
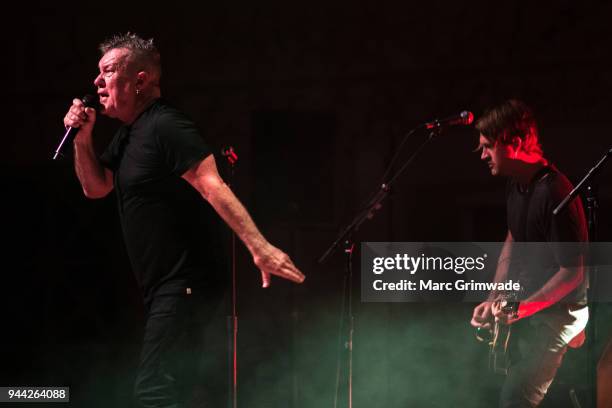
[424,110,474,130]
[52,94,100,160]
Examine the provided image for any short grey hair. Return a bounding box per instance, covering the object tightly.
[99,32,161,80]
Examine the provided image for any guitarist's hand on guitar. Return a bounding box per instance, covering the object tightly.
[470,301,494,330]
[473,294,520,375]
[492,301,519,326]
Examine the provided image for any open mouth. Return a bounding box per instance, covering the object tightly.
[97,93,108,111]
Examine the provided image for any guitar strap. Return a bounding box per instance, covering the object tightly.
[519,165,552,238]
[514,165,553,288]
[507,165,553,343]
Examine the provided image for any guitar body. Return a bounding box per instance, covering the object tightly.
[489,316,513,375]
[476,296,520,375]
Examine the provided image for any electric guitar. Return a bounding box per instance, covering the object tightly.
[475,294,520,375]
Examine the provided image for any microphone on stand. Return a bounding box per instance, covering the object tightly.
[424,110,474,129]
[52,94,100,160]
[221,146,238,166]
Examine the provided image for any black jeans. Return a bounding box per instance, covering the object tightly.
[134,290,223,408]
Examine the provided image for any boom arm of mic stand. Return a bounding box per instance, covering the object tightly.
[553,148,612,215]
[318,127,442,264]
[318,184,390,264]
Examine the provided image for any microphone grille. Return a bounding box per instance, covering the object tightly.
[82,94,101,111]
[461,111,474,125]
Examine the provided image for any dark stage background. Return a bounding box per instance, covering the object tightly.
[8,1,612,407]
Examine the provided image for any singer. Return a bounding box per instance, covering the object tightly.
[470,100,588,407]
[62,32,305,408]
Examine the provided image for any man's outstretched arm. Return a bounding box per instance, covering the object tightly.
[182,154,305,287]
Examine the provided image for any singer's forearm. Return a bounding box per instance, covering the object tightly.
[73,133,113,198]
[183,155,306,287]
[182,155,268,254]
[206,181,267,254]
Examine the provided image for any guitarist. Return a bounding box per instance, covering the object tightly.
[470,100,588,407]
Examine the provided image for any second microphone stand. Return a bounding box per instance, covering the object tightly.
[319,124,449,408]
[222,146,239,408]
[553,147,611,408]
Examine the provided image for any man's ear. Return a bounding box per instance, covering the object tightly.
[136,70,148,88]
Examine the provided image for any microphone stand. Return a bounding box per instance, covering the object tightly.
[553,147,612,407]
[319,124,447,408]
[222,147,239,408]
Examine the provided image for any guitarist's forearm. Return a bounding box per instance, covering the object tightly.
[487,230,514,301]
[517,263,584,319]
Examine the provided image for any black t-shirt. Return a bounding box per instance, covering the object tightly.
[100,99,228,304]
[506,165,588,304]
